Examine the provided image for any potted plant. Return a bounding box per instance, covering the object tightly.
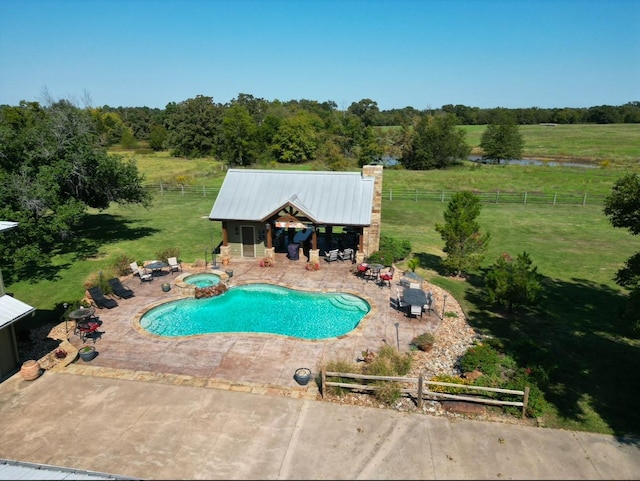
[305,261,320,271]
[259,257,274,267]
[78,345,97,362]
[161,282,171,292]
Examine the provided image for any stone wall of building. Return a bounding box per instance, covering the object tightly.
[361,165,383,257]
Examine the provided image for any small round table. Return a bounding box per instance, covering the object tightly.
[69,307,95,321]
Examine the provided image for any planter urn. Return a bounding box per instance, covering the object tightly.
[20,360,42,381]
[78,346,97,362]
[294,367,312,386]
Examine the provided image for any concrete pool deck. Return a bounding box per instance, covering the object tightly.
[61,254,442,392]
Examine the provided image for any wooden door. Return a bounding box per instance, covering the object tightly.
[241,226,255,257]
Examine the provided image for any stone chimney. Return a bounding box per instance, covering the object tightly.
[361,164,383,257]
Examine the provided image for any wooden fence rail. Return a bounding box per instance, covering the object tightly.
[321,369,530,419]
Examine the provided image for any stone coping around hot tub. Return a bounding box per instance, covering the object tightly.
[173,270,230,297]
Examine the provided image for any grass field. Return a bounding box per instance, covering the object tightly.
[8,124,640,437]
[461,123,640,166]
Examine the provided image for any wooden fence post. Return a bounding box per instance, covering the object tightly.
[522,386,530,419]
[321,368,326,398]
[417,373,423,409]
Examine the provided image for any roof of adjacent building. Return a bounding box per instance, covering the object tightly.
[0,458,139,480]
[208,169,375,226]
[0,221,18,232]
[0,295,36,329]
[0,220,35,329]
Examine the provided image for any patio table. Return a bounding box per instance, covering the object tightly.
[69,307,95,321]
[145,261,168,276]
[403,287,427,310]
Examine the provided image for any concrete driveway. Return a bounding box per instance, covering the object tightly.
[0,372,639,480]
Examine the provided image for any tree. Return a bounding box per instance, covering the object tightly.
[271,112,319,163]
[165,95,222,158]
[221,104,258,166]
[402,114,471,170]
[603,173,640,331]
[480,114,524,164]
[435,191,490,277]
[485,252,542,311]
[347,98,380,127]
[0,99,151,282]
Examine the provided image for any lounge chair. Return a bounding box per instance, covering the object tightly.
[107,277,135,299]
[167,256,182,273]
[324,249,339,262]
[88,286,118,309]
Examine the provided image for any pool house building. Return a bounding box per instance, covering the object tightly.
[208,165,383,265]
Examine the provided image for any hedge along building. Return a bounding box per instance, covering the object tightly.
[0,221,36,382]
[208,165,383,265]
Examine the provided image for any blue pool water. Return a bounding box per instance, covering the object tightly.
[140,283,370,339]
[184,272,221,288]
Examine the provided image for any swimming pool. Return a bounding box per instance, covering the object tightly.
[139,283,370,339]
[183,272,221,288]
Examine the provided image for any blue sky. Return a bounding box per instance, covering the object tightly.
[1,0,638,111]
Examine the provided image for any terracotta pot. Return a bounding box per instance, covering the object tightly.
[20,360,42,381]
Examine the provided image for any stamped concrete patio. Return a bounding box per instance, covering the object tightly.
[65,254,444,394]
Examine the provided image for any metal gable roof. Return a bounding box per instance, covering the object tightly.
[0,294,35,329]
[209,169,375,226]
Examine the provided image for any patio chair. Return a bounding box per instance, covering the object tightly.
[130,261,153,282]
[423,290,434,316]
[379,267,395,288]
[76,319,101,343]
[88,286,118,309]
[395,288,408,312]
[410,304,423,318]
[167,256,182,273]
[338,248,354,262]
[324,249,339,262]
[107,277,135,299]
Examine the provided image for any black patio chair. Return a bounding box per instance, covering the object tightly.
[88,286,118,309]
[107,277,135,299]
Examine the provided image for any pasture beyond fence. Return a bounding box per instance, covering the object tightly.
[321,369,530,419]
[149,184,606,207]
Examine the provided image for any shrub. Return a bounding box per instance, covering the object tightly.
[367,250,394,266]
[500,367,548,418]
[429,374,474,394]
[484,251,542,311]
[323,359,360,396]
[83,271,114,295]
[112,253,135,277]
[362,345,412,377]
[379,235,412,261]
[406,256,420,272]
[374,381,403,405]
[410,332,435,352]
[459,342,502,377]
[155,247,181,264]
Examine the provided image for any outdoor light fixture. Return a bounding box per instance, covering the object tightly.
[394,322,400,350]
[442,294,448,320]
